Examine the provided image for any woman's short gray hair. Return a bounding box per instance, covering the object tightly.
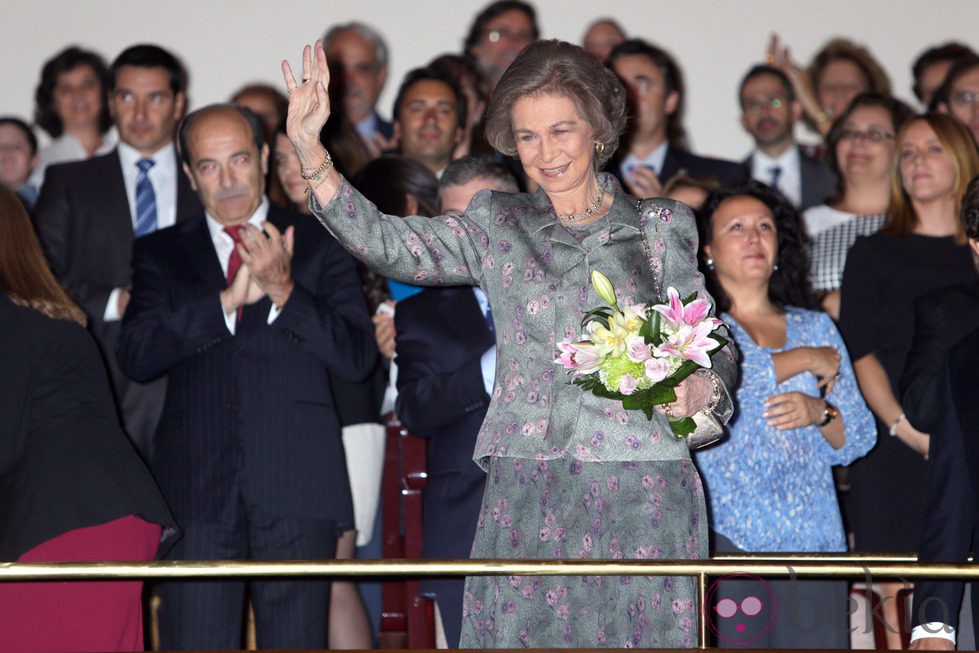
[484,39,626,167]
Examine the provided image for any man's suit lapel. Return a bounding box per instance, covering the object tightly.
[440,287,494,351]
[175,157,203,222]
[660,146,681,182]
[799,153,819,209]
[102,153,133,228]
[181,217,227,294]
[96,153,135,256]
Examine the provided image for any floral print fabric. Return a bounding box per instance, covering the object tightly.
[462,456,706,648]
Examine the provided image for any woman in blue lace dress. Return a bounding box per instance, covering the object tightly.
[694,183,875,649]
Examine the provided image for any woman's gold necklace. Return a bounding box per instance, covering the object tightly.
[559,187,606,225]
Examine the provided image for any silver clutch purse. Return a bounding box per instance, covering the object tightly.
[685,411,724,450]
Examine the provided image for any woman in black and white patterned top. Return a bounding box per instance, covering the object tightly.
[804,93,913,319]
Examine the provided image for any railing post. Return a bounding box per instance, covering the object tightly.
[698,570,708,649]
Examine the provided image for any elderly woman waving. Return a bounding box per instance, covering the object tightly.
[282,39,735,649]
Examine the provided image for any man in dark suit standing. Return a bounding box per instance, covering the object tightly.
[33,44,201,456]
[607,39,746,197]
[739,65,837,210]
[394,155,515,648]
[117,104,377,650]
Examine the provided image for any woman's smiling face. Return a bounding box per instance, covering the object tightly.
[511,93,596,199]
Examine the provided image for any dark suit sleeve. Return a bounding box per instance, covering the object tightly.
[270,230,377,382]
[33,163,116,322]
[33,165,71,278]
[116,235,230,383]
[912,363,974,629]
[901,295,954,433]
[0,298,31,476]
[394,298,491,436]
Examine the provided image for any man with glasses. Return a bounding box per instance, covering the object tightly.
[463,1,539,91]
[324,22,394,156]
[739,64,836,210]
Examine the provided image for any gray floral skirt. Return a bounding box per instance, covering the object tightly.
[460,456,707,649]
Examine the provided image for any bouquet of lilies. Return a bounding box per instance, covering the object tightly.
[555,270,727,436]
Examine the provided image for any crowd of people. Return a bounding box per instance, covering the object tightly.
[2,1,979,651]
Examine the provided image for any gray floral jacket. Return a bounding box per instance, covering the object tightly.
[311,173,735,467]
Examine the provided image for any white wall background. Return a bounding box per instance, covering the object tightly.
[3,0,974,160]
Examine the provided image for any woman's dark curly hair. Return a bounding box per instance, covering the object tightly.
[697,181,819,313]
[34,46,112,138]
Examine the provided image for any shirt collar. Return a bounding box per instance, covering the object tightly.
[355,112,379,139]
[621,141,669,178]
[752,144,799,174]
[117,140,177,169]
[205,197,271,240]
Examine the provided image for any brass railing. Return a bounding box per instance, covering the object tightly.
[2,555,976,649]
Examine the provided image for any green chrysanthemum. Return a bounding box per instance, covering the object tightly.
[598,353,648,392]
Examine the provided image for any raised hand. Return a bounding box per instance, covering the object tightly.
[281,41,332,162]
[362,130,399,160]
[623,165,663,199]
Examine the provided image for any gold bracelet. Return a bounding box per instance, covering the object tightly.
[305,171,331,194]
[300,151,334,181]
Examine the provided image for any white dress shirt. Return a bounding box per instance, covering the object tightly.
[117,141,180,231]
[104,141,181,322]
[473,287,497,395]
[751,146,802,208]
[619,141,668,181]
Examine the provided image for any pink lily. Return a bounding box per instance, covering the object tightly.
[658,322,719,368]
[555,340,602,373]
[651,287,722,329]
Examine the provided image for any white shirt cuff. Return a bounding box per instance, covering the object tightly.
[222,302,280,335]
[910,622,956,645]
[267,303,281,324]
[104,287,123,322]
[481,345,497,396]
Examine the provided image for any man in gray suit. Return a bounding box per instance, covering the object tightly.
[739,64,837,211]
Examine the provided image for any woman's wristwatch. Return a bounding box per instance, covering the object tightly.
[818,401,839,427]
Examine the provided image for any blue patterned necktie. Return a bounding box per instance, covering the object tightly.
[134,158,157,238]
[768,165,782,192]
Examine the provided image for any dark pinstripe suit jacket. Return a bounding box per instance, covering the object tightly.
[116,205,378,525]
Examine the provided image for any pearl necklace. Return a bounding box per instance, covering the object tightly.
[559,187,606,225]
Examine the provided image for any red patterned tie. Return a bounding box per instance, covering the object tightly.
[224,226,244,320]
